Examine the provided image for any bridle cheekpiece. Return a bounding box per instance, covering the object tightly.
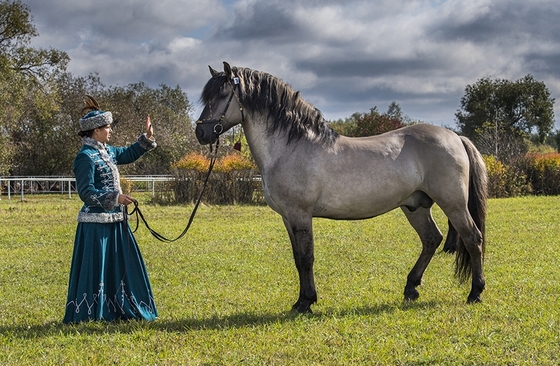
[196,76,245,137]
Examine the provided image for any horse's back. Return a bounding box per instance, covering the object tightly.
[307,124,470,219]
[336,124,468,173]
[353,123,461,147]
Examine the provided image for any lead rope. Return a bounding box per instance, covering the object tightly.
[126,139,219,242]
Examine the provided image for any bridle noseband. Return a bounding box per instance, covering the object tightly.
[196,76,245,136]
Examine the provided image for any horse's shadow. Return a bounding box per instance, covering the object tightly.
[1,300,438,339]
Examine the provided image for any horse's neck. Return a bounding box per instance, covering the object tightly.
[242,118,290,172]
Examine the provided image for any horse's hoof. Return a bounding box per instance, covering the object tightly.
[292,300,313,314]
[442,246,456,254]
[404,288,420,301]
[467,296,482,304]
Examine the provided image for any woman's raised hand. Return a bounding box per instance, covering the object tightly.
[146,114,153,139]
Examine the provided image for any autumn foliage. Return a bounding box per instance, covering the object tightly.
[483,152,560,197]
[169,152,260,204]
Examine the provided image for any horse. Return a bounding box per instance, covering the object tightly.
[195,62,488,313]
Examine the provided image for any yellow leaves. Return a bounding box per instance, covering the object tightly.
[483,152,560,197]
[214,153,256,173]
[173,152,211,172]
[527,152,560,171]
[173,151,256,173]
[482,155,531,198]
[119,177,134,195]
[482,155,505,176]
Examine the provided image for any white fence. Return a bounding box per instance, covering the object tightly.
[0,176,174,201]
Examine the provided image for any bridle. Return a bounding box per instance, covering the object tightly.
[126,77,246,243]
[195,76,245,136]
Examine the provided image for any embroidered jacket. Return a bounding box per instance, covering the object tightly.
[74,134,157,223]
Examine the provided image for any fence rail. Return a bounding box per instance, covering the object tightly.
[0,176,175,201]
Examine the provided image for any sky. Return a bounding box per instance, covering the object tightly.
[23,0,560,128]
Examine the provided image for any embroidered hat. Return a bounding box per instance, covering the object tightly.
[79,110,113,131]
[79,95,113,131]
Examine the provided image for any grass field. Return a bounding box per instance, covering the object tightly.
[0,194,558,365]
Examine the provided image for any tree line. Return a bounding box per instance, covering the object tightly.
[330,77,556,159]
[0,0,198,177]
[1,0,557,191]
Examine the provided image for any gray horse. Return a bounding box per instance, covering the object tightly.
[196,62,488,313]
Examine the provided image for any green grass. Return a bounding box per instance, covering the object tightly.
[0,194,558,365]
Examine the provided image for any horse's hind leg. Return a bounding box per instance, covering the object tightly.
[448,212,485,303]
[442,220,458,253]
[401,206,444,301]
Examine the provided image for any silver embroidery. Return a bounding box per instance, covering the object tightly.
[77,211,125,223]
[77,137,124,223]
[65,280,157,318]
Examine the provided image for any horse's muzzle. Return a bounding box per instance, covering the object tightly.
[195,122,217,145]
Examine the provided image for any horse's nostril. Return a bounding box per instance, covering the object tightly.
[195,127,211,145]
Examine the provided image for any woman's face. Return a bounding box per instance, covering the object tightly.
[92,125,112,143]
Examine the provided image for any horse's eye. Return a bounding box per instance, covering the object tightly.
[219,84,230,96]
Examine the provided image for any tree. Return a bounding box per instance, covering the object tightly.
[0,1,195,176]
[0,0,68,77]
[334,103,406,137]
[4,72,97,175]
[473,122,529,164]
[456,75,555,145]
[7,73,196,176]
[0,0,69,175]
[386,101,404,122]
[100,82,197,175]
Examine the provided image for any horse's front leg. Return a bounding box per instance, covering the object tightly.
[282,216,317,313]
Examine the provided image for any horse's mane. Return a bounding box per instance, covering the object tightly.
[202,66,339,146]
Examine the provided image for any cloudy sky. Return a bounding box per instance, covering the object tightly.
[24,0,560,128]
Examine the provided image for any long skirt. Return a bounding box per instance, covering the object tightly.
[63,221,158,323]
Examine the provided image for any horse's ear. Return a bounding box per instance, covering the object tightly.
[208,65,219,77]
[223,61,234,80]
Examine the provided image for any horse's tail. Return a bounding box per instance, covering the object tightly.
[453,136,488,282]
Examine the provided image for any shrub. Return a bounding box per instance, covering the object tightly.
[523,153,560,195]
[120,177,134,194]
[173,152,211,172]
[349,113,404,137]
[482,155,531,198]
[168,152,262,205]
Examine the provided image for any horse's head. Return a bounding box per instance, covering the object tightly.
[195,62,245,145]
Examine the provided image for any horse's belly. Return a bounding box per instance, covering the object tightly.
[261,156,423,220]
[312,190,405,220]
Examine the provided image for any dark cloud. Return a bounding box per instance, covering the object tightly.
[295,71,463,125]
[295,58,441,79]
[19,0,560,127]
[431,1,560,44]
[524,53,560,79]
[214,1,304,42]
[26,0,224,43]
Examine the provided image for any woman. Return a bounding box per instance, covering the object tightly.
[63,96,158,323]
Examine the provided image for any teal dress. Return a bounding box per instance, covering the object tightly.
[63,135,158,323]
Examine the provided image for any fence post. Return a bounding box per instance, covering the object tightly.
[21,179,24,201]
